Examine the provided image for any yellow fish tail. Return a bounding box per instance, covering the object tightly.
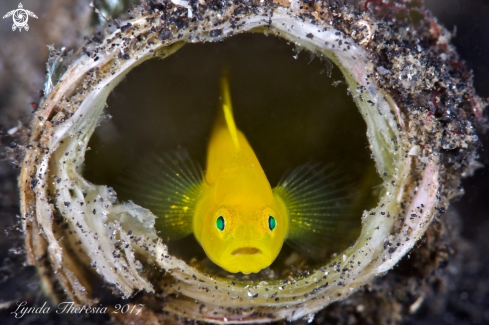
[219,73,240,150]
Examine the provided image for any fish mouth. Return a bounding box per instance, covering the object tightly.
[231,247,262,255]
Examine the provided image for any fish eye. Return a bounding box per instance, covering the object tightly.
[216,216,225,231]
[268,216,276,231]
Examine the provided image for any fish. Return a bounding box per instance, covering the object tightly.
[122,74,357,274]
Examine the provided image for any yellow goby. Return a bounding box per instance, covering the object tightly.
[124,75,354,274]
[192,77,289,273]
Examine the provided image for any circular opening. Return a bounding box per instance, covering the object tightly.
[83,33,381,279]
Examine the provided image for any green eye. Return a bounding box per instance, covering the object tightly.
[216,216,225,231]
[268,216,276,231]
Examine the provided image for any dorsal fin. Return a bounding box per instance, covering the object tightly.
[220,73,241,150]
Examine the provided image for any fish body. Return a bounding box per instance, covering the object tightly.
[192,78,288,273]
[124,75,355,274]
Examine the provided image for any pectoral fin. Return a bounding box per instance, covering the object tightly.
[118,150,204,240]
[273,163,359,257]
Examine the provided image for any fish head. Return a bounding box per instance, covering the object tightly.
[200,204,288,274]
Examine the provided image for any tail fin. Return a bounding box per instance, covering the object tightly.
[220,73,241,150]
